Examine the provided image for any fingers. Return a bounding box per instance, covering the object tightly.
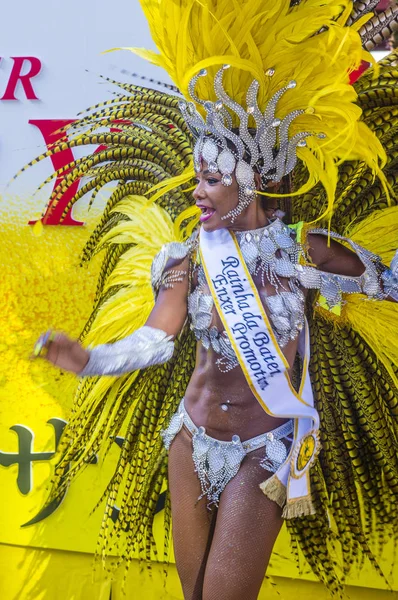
[33,330,56,359]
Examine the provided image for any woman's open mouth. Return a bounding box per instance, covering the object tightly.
[198,205,216,222]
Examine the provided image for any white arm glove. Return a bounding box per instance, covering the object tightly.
[78,325,175,377]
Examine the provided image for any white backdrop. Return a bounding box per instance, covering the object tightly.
[0,0,170,220]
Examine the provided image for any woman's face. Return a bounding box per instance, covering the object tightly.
[193,161,241,231]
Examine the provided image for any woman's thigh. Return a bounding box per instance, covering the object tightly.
[168,426,216,600]
[202,449,283,600]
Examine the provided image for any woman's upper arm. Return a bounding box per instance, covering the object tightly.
[305,231,398,303]
[307,232,366,277]
[145,255,190,338]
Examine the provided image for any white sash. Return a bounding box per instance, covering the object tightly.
[200,227,321,517]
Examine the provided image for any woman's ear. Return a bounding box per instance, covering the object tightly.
[259,178,280,213]
[265,180,281,192]
[254,173,281,193]
[254,171,262,191]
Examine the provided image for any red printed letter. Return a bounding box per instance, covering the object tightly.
[28,119,125,226]
[2,57,42,100]
[28,119,84,226]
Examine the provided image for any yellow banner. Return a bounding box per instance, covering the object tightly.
[0,202,397,598]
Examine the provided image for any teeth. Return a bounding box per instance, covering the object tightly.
[199,206,216,221]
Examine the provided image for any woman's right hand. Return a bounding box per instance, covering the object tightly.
[33,331,90,374]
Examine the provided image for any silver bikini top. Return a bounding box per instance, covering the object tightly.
[151,218,384,373]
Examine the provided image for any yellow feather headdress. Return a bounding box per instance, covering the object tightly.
[119,0,388,220]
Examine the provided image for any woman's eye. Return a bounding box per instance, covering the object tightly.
[207,178,219,184]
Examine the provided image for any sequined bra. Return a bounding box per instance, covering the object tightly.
[187,220,306,371]
[151,219,384,373]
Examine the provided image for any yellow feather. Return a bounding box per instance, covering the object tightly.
[143,162,195,203]
[345,206,398,263]
[84,197,178,346]
[174,205,201,240]
[342,207,398,387]
[114,0,385,218]
[344,297,398,389]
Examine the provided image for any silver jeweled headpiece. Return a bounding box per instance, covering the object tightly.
[179,65,325,221]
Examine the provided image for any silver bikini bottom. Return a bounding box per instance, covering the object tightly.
[161,399,294,507]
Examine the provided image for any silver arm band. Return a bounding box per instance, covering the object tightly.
[381,249,398,301]
[296,229,389,308]
[78,325,175,377]
[151,232,199,297]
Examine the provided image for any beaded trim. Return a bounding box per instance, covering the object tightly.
[151,219,388,373]
[161,398,294,507]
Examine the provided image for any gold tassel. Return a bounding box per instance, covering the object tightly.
[260,474,286,508]
[282,496,316,519]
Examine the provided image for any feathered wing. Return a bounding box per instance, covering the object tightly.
[52,195,197,567]
[20,84,200,567]
[289,50,398,593]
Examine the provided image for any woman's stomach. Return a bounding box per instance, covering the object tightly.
[183,343,297,441]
